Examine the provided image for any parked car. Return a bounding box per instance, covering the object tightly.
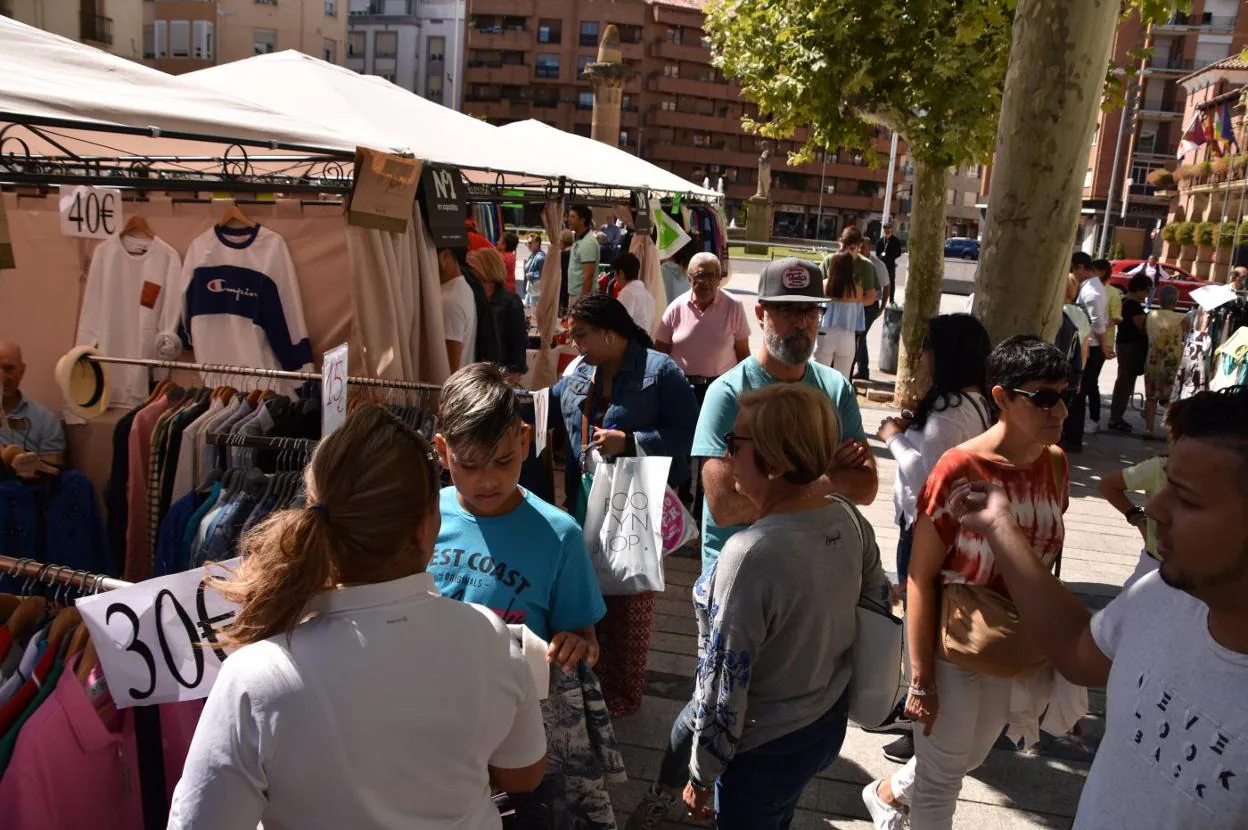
[1108,259,1206,310]
[944,237,980,260]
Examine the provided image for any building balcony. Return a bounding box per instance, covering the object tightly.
[463,98,535,123]
[644,108,732,134]
[647,75,738,102]
[467,27,530,51]
[464,63,529,86]
[80,12,113,45]
[1137,105,1184,121]
[648,39,711,65]
[468,0,533,16]
[1156,11,1237,32]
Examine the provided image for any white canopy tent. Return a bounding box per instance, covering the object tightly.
[0,17,364,157]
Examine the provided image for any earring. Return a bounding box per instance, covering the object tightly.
[606,334,616,346]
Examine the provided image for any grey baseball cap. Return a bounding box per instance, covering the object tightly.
[757,257,827,303]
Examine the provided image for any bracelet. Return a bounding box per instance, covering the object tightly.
[908,684,937,698]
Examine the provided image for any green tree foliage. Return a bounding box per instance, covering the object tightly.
[704,0,1014,170]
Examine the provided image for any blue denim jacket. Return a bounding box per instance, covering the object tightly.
[552,341,699,492]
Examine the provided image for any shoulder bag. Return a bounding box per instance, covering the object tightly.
[936,447,1064,679]
[834,496,905,729]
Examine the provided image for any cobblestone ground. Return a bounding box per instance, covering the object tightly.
[608,260,1159,828]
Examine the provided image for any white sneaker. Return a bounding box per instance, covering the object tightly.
[862,780,908,830]
[626,782,681,830]
[1087,420,1100,434]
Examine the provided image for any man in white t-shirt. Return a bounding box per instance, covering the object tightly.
[949,387,1248,829]
[611,252,655,333]
[438,247,477,371]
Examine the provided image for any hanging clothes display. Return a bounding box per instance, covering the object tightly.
[0,473,112,592]
[177,225,314,373]
[1176,298,1248,400]
[0,559,203,830]
[75,234,184,410]
[1211,326,1248,391]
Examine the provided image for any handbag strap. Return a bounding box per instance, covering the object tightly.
[1047,446,1065,579]
[965,392,991,432]
[831,495,891,611]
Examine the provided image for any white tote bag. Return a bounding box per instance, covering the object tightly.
[582,455,672,595]
[832,496,905,730]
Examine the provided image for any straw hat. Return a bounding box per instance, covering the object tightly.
[55,346,109,419]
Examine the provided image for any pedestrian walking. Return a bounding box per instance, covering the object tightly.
[1142,285,1190,440]
[1107,273,1151,432]
[815,251,871,377]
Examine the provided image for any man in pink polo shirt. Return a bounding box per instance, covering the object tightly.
[656,252,751,405]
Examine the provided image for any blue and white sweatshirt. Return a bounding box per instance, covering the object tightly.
[176,225,313,373]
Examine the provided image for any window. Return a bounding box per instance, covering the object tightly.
[169,20,190,57]
[323,38,336,62]
[573,123,592,137]
[577,55,593,79]
[501,50,525,65]
[622,94,634,111]
[537,19,561,44]
[377,71,396,83]
[667,25,682,44]
[618,25,642,44]
[535,53,560,79]
[946,189,955,205]
[577,91,594,109]
[534,87,558,108]
[193,20,214,59]
[427,35,445,62]
[663,63,679,78]
[1137,127,1158,155]
[325,0,336,15]
[253,28,277,54]
[374,30,397,57]
[153,20,167,57]
[426,73,444,102]
[579,21,599,47]
[143,24,155,58]
[255,0,276,5]
[348,31,364,57]
[502,15,525,31]
[962,191,976,207]
[661,98,676,111]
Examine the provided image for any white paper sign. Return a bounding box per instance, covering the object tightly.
[1189,283,1239,312]
[75,560,241,709]
[59,186,123,238]
[507,624,550,700]
[322,343,349,437]
[533,387,549,458]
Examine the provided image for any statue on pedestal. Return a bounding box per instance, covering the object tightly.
[754,143,772,200]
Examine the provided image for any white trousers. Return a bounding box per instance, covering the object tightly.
[815,327,856,377]
[889,659,1012,829]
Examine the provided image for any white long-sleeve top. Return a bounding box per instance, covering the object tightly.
[74,235,184,409]
[887,391,991,525]
[1078,276,1109,344]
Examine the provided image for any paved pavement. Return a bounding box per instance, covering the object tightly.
[606,258,1160,828]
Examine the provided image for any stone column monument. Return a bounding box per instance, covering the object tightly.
[744,143,774,255]
[584,25,633,148]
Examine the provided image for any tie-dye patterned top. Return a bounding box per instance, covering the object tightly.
[919,447,1069,600]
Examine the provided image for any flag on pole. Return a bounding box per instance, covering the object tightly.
[1219,100,1240,151]
[1178,115,1208,158]
[653,207,691,259]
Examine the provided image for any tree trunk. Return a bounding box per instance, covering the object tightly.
[895,159,947,406]
[974,0,1121,344]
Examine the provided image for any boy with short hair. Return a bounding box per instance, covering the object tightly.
[431,362,605,672]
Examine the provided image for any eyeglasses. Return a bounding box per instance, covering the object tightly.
[763,303,824,320]
[689,272,721,284]
[1009,387,1075,409]
[724,431,753,457]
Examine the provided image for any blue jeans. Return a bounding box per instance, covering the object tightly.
[657,691,851,830]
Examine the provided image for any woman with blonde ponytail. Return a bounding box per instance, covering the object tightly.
[169,403,547,830]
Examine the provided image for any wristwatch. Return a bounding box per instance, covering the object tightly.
[689,777,714,793]
[1125,507,1148,527]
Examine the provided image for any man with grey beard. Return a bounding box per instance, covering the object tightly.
[689,258,877,572]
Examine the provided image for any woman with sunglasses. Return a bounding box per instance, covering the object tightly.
[551,293,699,717]
[630,383,888,830]
[864,336,1073,830]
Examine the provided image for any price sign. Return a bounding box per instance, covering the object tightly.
[59,186,123,239]
[75,560,241,708]
[322,342,349,437]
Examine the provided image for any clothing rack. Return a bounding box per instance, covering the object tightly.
[84,354,535,398]
[0,555,132,593]
[204,431,318,454]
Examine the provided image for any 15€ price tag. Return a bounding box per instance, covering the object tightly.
[322,342,349,437]
[59,186,123,239]
[75,560,241,709]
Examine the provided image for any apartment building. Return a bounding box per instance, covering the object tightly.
[2,0,144,61]
[142,0,347,74]
[460,0,900,238]
[1079,0,1248,254]
[346,0,464,106]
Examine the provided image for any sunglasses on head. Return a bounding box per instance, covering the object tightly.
[1009,387,1075,409]
[723,431,753,457]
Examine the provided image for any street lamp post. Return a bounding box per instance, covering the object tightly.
[815,150,828,239]
[883,131,899,225]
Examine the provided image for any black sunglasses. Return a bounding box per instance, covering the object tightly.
[1009,387,1075,409]
[724,431,753,457]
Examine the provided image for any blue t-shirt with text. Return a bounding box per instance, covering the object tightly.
[431,487,606,641]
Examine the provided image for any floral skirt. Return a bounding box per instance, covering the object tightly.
[593,592,656,718]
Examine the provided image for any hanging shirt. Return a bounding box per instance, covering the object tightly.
[75,235,184,408]
[177,226,313,373]
[431,488,606,641]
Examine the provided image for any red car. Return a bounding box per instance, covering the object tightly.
[1108,260,1207,310]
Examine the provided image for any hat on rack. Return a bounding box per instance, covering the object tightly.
[55,346,109,419]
